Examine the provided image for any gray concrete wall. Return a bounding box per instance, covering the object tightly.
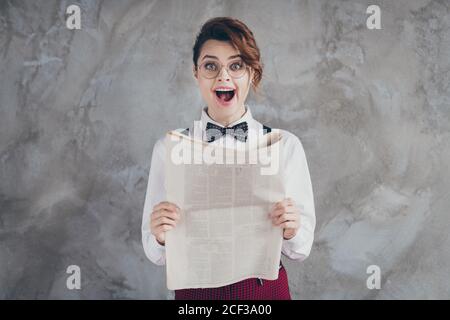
[0,0,449,299]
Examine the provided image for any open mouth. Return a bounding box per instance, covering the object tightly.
[215,89,235,103]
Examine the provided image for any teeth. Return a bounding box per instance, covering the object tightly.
[215,88,234,92]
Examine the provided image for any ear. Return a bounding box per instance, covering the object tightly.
[193,65,198,80]
[248,68,255,86]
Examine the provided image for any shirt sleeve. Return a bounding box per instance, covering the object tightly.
[281,133,316,261]
[141,137,167,266]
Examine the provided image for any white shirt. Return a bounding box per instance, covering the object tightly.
[141,105,316,266]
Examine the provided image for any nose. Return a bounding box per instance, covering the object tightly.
[217,66,231,82]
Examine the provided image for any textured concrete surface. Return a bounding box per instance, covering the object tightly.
[1,0,449,299]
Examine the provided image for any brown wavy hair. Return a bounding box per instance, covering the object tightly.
[193,17,263,91]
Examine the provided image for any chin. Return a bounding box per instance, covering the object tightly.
[212,100,240,114]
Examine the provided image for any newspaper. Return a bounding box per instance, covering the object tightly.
[164,130,285,290]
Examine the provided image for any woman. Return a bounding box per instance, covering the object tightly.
[142,17,316,300]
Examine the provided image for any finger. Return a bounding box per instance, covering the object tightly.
[159,201,181,209]
[269,205,297,218]
[275,212,299,224]
[272,212,299,226]
[268,207,281,219]
[280,221,299,229]
[152,208,180,221]
[274,200,294,211]
[151,216,178,229]
[156,224,174,233]
[280,198,295,208]
[269,207,288,219]
[271,201,282,211]
[153,203,180,215]
[153,202,180,214]
[285,197,295,206]
[283,229,297,240]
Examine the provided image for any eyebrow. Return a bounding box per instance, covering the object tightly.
[201,54,241,61]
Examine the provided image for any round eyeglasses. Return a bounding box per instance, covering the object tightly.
[197,60,248,79]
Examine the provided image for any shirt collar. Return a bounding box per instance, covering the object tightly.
[200,105,254,132]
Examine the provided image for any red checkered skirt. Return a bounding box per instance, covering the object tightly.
[174,262,291,300]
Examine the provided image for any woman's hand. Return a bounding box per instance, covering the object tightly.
[150,201,181,246]
[269,198,301,240]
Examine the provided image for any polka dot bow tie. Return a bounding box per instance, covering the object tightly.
[205,121,248,143]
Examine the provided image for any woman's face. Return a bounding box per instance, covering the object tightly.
[194,39,253,124]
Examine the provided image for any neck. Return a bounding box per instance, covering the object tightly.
[207,105,246,127]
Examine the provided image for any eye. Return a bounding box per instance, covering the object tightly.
[229,61,243,71]
[204,62,218,71]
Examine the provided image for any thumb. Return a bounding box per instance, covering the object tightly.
[156,233,165,246]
